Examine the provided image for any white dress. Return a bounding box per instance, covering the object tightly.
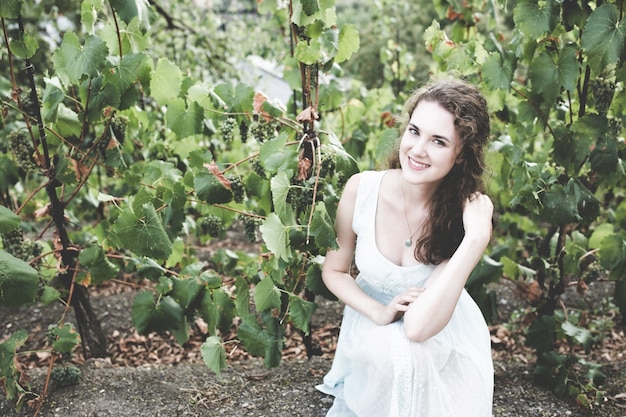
[316,170,493,417]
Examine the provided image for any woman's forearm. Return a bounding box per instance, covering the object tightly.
[403,234,489,342]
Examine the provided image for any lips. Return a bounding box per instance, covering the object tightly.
[408,157,430,170]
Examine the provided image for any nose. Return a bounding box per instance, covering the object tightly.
[410,137,428,157]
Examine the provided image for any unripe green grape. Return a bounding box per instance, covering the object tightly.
[111,116,128,144]
[250,158,266,178]
[590,77,615,116]
[241,215,262,243]
[220,117,237,143]
[239,120,249,143]
[50,365,82,387]
[228,175,245,203]
[200,215,223,238]
[8,130,37,173]
[2,227,27,260]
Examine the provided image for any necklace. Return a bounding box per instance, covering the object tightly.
[400,181,422,247]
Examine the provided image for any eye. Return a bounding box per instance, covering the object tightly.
[408,126,419,136]
[433,138,445,146]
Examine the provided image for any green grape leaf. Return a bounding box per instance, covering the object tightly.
[78,245,119,285]
[41,77,65,122]
[170,276,203,310]
[295,38,321,65]
[198,290,218,335]
[288,294,316,334]
[150,58,182,106]
[53,33,109,85]
[561,321,594,353]
[212,82,255,113]
[201,336,227,377]
[79,75,121,122]
[0,251,38,307]
[51,323,81,354]
[270,172,291,218]
[166,98,203,138]
[237,318,269,358]
[310,202,337,251]
[588,223,614,249]
[109,0,151,27]
[132,291,183,334]
[40,285,61,305]
[589,136,619,176]
[300,0,320,16]
[254,276,282,312]
[194,169,234,204]
[529,46,579,103]
[111,202,173,260]
[598,234,626,277]
[213,289,236,335]
[525,314,556,353]
[259,133,298,174]
[539,184,581,225]
[482,52,514,90]
[234,276,253,322]
[260,213,292,261]
[513,0,559,39]
[105,53,152,109]
[0,0,22,18]
[305,257,336,300]
[81,0,105,33]
[582,3,626,73]
[0,329,27,401]
[0,205,20,234]
[336,24,359,63]
[9,32,38,59]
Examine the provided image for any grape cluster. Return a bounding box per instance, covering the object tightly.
[200,215,223,238]
[590,77,616,116]
[287,177,325,214]
[8,130,37,173]
[2,228,27,260]
[319,148,336,178]
[239,120,249,143]
[220,117,237,143]
[241,215,262,242]
[50,365,82,387]
[19,91,38,118]
[227,175,246,203]
[250,158,266,178]
[581,261,605,282]
[2,227,43,265]
[111,116,128,144]
[249,120,279,143]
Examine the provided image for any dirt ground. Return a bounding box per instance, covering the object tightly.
[1,278,625,417]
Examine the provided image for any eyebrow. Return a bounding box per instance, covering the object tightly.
[408,123,452,143]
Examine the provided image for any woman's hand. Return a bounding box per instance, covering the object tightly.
[372,287,425,325]
[463,192,493,244]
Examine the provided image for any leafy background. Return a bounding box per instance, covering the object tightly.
[0,0,625,414]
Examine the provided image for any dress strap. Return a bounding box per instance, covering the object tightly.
[352,170,386,236]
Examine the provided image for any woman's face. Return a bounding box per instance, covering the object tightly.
[399,100,463,187]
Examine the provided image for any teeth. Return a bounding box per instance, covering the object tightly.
[409,158,429,168]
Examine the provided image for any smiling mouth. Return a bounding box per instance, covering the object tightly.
[408,157,430,169]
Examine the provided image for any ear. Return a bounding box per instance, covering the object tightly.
[455,153,464,164]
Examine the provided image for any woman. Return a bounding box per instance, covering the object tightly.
[316,78,494,416]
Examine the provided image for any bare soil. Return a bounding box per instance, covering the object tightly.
[1,269,625,417]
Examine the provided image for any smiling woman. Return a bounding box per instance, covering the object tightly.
[316,78,494,417]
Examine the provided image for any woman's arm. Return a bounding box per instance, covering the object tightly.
[403,192,493,342]
[322,173,422,326]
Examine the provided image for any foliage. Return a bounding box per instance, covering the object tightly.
[424,0,625,406]
[0,0,362,411]
[0,0,624,414]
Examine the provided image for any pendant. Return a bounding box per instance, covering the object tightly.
[405,238,412,247]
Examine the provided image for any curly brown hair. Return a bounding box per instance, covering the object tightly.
[388,78,491,264]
